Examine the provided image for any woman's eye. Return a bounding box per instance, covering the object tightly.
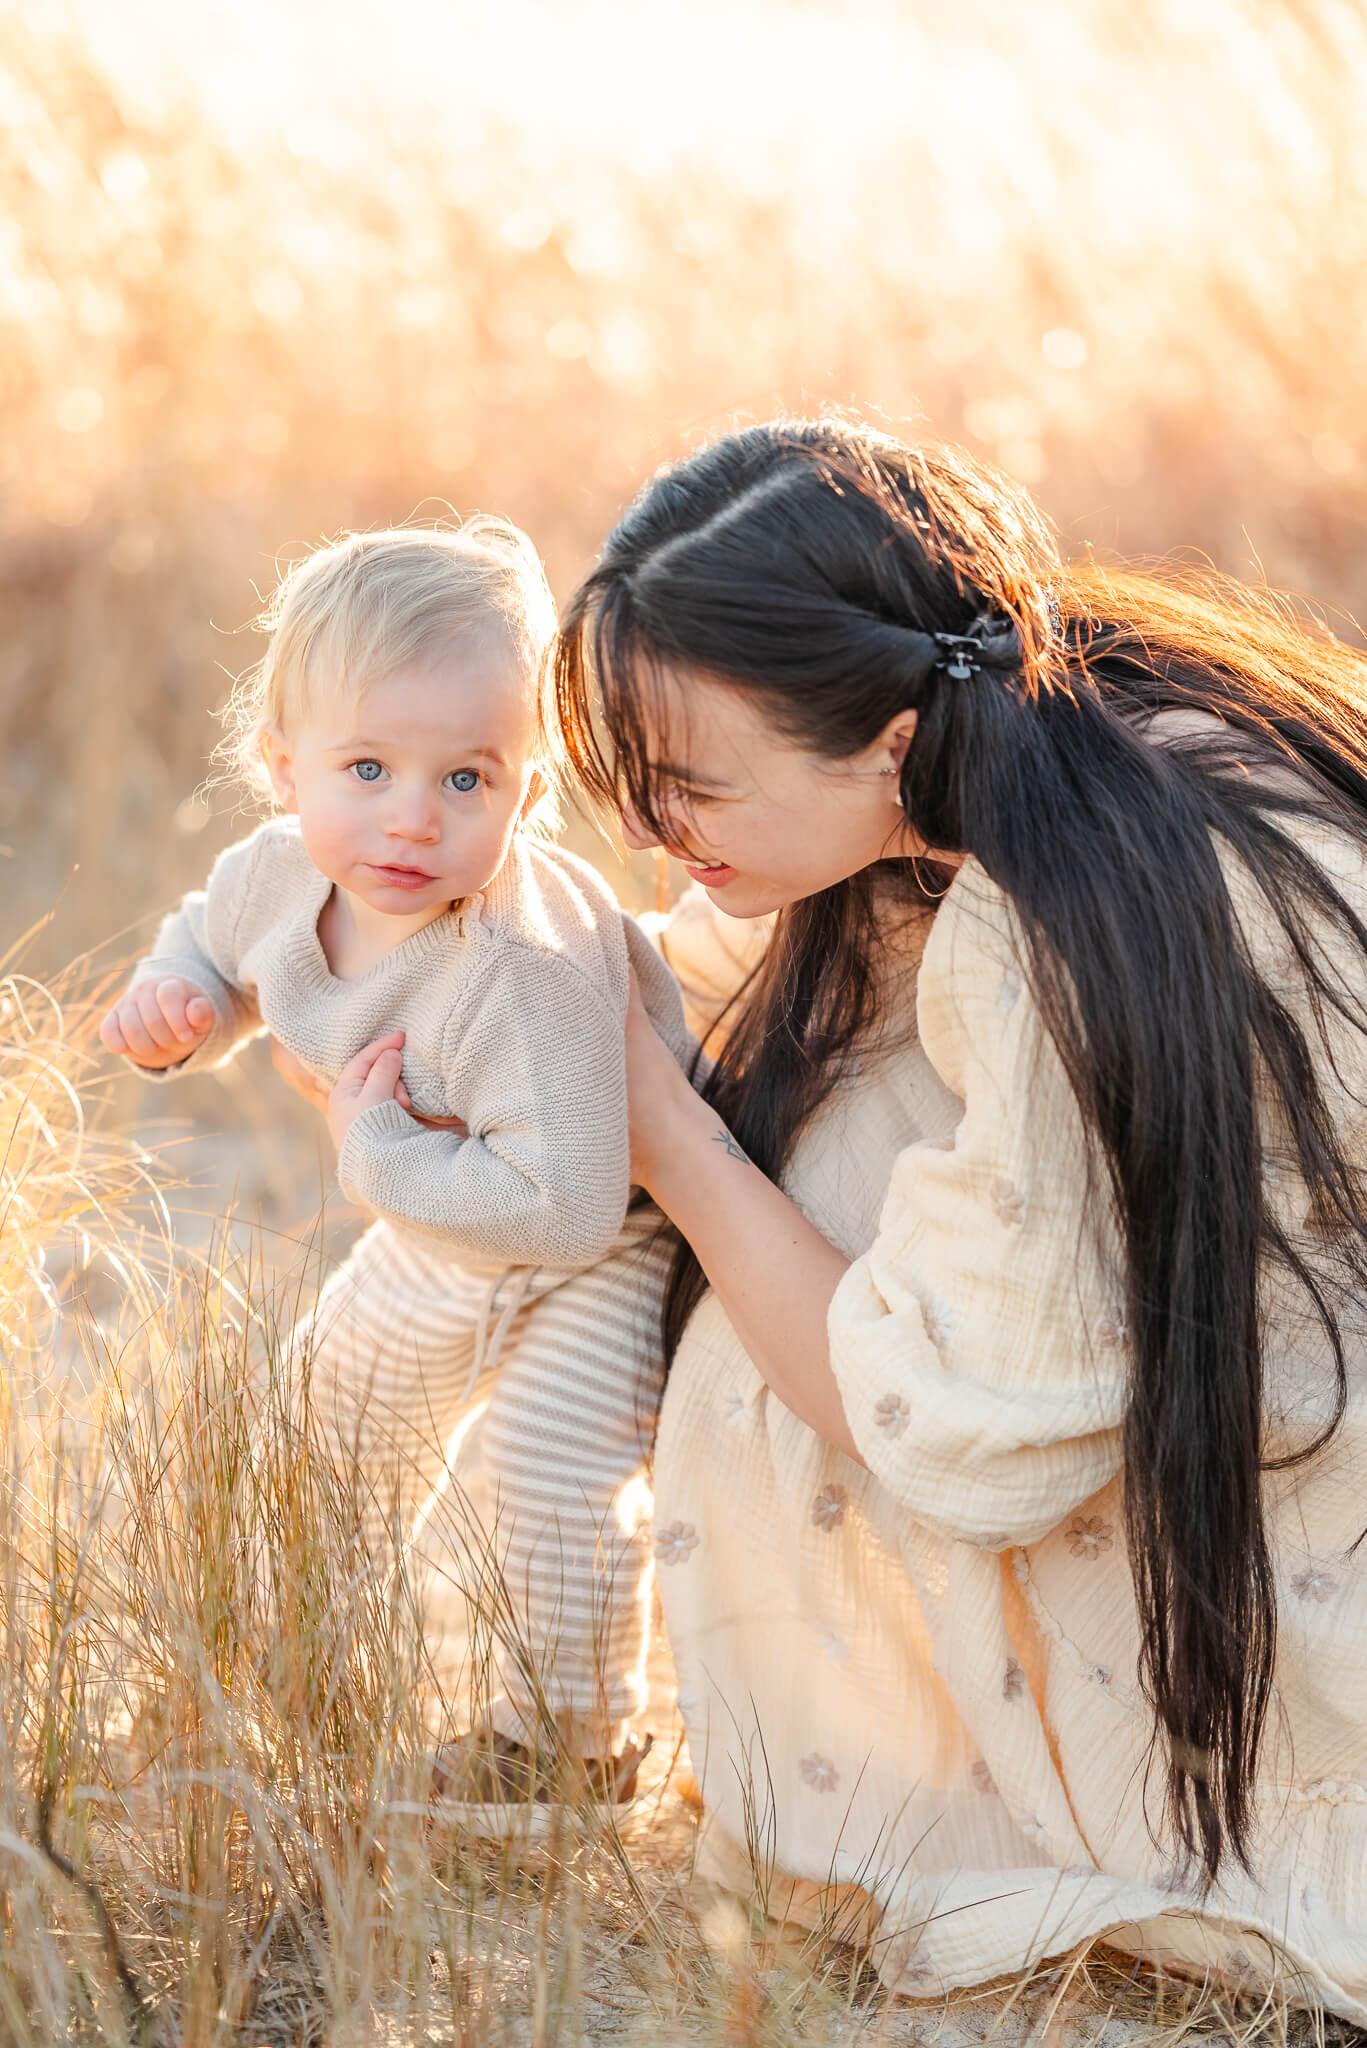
[351,760,385,783]
[446,768,482,793]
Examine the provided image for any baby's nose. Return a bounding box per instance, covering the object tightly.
[389,791,442,840]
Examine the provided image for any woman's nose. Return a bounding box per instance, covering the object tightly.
[620,801,661,852]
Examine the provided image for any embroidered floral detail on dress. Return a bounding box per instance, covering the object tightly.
[992,1176,1025,1226]
[873,1392,910,1437]
[1343,1296,1367,1334]
[811,1484,849,1531]
[997,968,1022,1015]
[799,1752,839,1792]
[1089,1663,1112,1688]
[1291,1566,1336,1603]
[921,1294,957,1349]
[970,1758,996,1795]
[1097,1303,1129,1349]
[1064,1514,1115,1560]
[1002,1658,1027,1701]
[1019,1815,1050,1845]
[676,1686,699,1717]
[654,1521,699,1565]
[721,1388,750,1429]
[815,1625,849,1666]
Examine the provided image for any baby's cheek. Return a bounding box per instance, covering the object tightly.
[467,799,526,884]
[295,791,363,884]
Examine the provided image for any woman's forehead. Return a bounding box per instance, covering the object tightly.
[635,664,772,779]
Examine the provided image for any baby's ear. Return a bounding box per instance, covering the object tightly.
[260,723,298,812]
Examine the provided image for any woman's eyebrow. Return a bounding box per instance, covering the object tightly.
[651,760,736,791]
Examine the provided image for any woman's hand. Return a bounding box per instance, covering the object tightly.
[624,968,708,1191]
[626,968,861,1462]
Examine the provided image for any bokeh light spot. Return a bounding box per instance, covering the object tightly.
[99,151,150,202]
[55,387,104,433]
[546,317,594,360]
[1042,327,1088,370]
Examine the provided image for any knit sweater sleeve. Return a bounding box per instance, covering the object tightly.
[827,861,1127,1547]
[128,828,270,1079]
[336,944,634,1268]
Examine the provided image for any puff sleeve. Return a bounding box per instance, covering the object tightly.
[827,862,1127,1546]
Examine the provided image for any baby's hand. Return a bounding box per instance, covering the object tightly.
[327,1030,414,1150]
[99,976,216,1069]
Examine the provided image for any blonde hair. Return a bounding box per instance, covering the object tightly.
[221,517,559,809]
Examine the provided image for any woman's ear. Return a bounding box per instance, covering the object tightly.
[260,724,298,813]
[872,709,919,782]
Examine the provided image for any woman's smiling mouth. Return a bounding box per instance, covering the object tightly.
[680,856,739,887]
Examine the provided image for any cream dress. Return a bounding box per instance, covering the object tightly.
[652,843,1367,2023]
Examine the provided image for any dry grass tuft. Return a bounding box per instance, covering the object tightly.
[2,954,1364,2043]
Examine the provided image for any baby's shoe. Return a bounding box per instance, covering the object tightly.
[428,1725,652,1842]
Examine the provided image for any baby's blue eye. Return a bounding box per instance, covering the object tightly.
[352,759,384,782]
[447,769,481,793]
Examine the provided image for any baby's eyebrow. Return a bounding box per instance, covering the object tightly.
[326,738,510,767]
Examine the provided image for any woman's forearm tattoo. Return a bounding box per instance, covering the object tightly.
[713,1126,750,1164]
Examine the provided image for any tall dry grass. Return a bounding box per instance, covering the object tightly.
[0,951,1358,2048]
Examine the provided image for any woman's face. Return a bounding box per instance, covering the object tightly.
[619,668,922,919]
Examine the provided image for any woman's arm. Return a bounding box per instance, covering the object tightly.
[627,977,862,1462]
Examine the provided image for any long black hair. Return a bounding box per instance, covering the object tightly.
[554,416,1367,1882]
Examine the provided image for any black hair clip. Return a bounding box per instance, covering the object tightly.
[932,608,1020,681]
[932,633,984,682]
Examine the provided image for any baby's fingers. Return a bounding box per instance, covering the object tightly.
[113,996,164,1065]
[156,980,214,1045]
[99,1006,128,1055]
[334,1030,406,1096]
[356,1047,406,1110]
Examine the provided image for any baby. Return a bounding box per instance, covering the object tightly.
[101,521,691,1804]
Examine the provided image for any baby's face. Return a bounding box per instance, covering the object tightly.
[268,631,542,917]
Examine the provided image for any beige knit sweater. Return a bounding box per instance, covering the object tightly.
[136,818,691,1270]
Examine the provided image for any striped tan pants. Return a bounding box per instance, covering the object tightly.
[295,1204,671,1748]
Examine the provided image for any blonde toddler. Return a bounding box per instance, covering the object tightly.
[101,521,691,1797]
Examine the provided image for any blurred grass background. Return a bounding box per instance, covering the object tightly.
[3,0,1367,1224]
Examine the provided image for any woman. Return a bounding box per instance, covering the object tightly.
[546,417,1367,2018]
